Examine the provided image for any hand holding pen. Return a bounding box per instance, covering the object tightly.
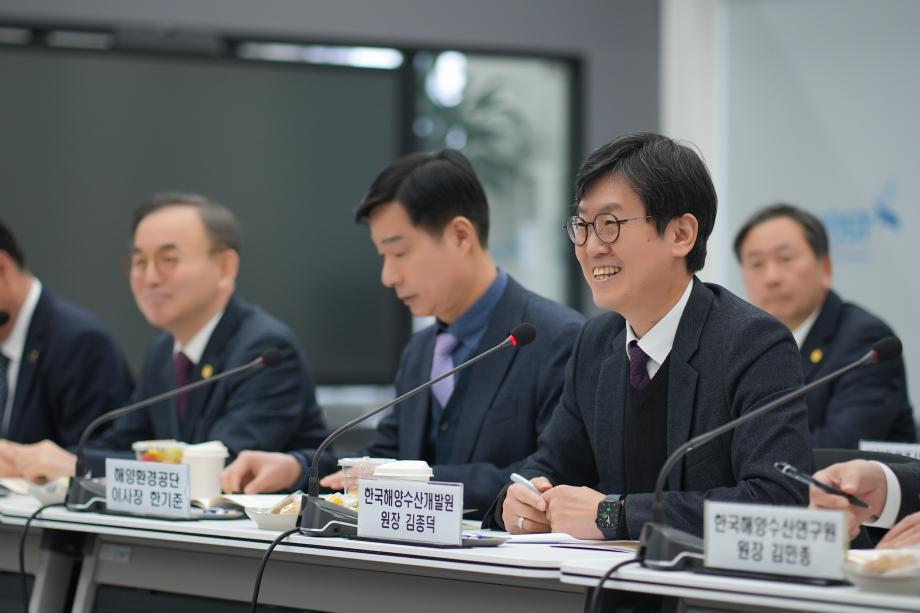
[780,460,888,540]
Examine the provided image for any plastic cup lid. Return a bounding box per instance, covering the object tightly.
[131,439,183,451]
[373,460,433,478]
[337,457,394,467]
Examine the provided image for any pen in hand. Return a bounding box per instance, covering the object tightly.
[774,461,870,508]
[510,472,542,494]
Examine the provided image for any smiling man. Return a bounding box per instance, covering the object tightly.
[3,193,329,479]
[221,150,584,513]
[735,203,914,448]
[485,132,812,541]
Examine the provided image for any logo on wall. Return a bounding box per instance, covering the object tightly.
[822,180,901,262]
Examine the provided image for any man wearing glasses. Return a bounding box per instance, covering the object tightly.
[3,193,329,479]
[221,150,584,513]
[486,132,812,540]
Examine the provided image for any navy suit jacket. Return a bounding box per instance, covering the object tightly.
[486,279,813,537]
[357,277,584,513]
[86,294,328,474]
[801,291,915,448]
[4,287,133,446]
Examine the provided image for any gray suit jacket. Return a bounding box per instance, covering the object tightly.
[486,278,813,537]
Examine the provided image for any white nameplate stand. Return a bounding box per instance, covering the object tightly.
[704,501,847,581]
[859,440,920,460]
[357,479,463,546]
[105,458,191,519]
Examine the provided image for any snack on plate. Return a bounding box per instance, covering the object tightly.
[862,553,920,575]
[132,439,185,463]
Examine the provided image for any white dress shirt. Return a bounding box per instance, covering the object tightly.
[625,279,694,379]
[1,278,41,437]
[791,306,821,349]
[172,310,223,365]
[865,461,902,529]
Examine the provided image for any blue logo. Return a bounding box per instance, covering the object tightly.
[822,180,900,262]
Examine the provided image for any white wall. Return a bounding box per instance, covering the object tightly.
[663,0,920,406]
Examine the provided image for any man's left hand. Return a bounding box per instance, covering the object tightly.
[542,485,606,539]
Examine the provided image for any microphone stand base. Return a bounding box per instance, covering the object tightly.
[65,476,107,512]
[638,523,704,570]
[297,494,358,537]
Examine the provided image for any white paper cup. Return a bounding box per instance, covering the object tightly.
[372,460,433,482]
[182,441,229,500]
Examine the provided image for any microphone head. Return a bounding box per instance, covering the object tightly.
[0,310,9,327]
[509,323,536,347]
[259,348,284,368]
[871,336,902,364]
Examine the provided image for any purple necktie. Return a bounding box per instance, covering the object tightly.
[431,332,459,407]
[175,351,194,423]
[628,341,651,391]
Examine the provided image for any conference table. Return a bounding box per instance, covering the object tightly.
[0,494,606,613]
[5,493,920,613]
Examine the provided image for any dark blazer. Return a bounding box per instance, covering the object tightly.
[4,287,133,446]
[485,279,813,538]
[85,294,328,474]
[888,462,920,521]
[801,291,915,448]
[355,277,583,513]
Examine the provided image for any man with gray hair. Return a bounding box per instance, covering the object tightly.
[1,193,329,479]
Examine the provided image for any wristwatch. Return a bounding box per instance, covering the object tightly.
[596,494,626,540]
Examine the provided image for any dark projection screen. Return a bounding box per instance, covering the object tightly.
[0,46,408,384]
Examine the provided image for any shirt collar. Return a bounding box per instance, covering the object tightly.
[791,305,821,349]
[173,310,224,364]
[0,278,41,363]
[625,278,694,366]
[440,268,508,344]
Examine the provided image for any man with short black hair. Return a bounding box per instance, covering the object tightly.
[0,220,133,478]
[1,194,329,479]
[222,150,584,513]
[488,133,812,540]
[735,203,914,447]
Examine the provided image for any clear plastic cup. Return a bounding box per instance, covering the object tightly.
[182,441,229,501]
[338,457,394,498]
[372,460,433,482]
[132,439,185,463]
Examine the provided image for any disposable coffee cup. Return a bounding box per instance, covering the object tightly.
[372,460,433,482]
[182,441,229,500]
[338,457,393,497]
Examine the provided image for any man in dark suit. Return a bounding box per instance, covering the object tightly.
[810,459,920,548]
[489,133,812,540]
[0,221,133,479]
[221,150,584,512]
[3,193,328,478]
[735,203,914,448]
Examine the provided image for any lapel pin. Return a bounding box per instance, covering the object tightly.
[201,364,214,380]
[28,349,39,364]
[809,348,823,364]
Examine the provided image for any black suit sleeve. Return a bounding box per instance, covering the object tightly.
[891,462,920,520]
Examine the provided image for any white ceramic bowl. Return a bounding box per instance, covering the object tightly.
[244,506,298,531]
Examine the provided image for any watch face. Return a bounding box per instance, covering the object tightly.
[596,501,619,530]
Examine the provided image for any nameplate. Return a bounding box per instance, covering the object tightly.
[859,440,920,460]
[357,479,463,546]
[105,458,191,519]
[704,501,846,580]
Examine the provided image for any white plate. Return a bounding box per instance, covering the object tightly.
[844,549,920,594]
[244,506,298,531]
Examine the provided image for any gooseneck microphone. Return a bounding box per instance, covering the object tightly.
[637,336,902,569]
[298,323,537,536]
[66,348,284,511]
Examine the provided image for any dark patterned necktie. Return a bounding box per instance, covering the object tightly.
[175,351,194,423]
[628,341,651,391]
